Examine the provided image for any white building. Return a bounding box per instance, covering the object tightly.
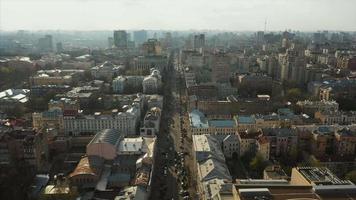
[146,95,163,110]
[142,69,162,94]
[184,67,197,88]
[64,104,140,136]
[296,100,339,114]
[91,61,123,81]
[112,76,127,94]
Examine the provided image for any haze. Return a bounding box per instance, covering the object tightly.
[1,0,356,31]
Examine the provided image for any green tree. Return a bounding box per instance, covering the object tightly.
[286,88,302,102]
[249,153,269,178]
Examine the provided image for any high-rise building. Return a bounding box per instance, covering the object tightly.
[211,52,230,83]
[56,42,63,53]
[142,39,162,56]
[133,30,147,46]
[256,31,265,45]
[113,30,128,48]
[194,34,205,50]
[108,37,114,48]
[38,35,53,52]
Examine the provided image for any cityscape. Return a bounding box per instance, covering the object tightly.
[1,1,356,200]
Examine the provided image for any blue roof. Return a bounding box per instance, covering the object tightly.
[189,109,209,128]
[277,108,294,116]
[209,120,236,128]
[237,116,255,124]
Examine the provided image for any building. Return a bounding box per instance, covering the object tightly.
[32,108,64,132]
[38,35,53,52]
[263,165,289,180]
[48,98,79,114]
[112,76,127,94]
[291,167,356,196]
[40,175,78,200]
[310,126,336,158]
[183,67,197,88]
[210,52,230,83]
[315,110,356,125]
[222,134,240,158]
[69,156,104,188]
[239,131,260,156]
[91,61,123,81]
[313,79,356,101]
[56,42,63,53]
[180,49,205,68]
[114,30,128,48]
[262,128,298,158]
[194,34,205,50]
[0,130,48,170]
[0,88,29,111]
[68,134,156,194]
[235,109,300,131]
[232,73,273,94]
[142,39,162,56]
[87,129,122,160]
[57,86,100,107]
[192,135,233,199]
[257,136,270,160]
[112,75,145,94]
[296,100,339,115]
[189,109,237,135]
[140,107,161,136]
[131,55,168,74]
[108,37,114,48]
[188,84,218,100]
[142,69,162,94]
[133,30,148,46]
[235,116,257,131]
[63,104,140,136]
[334,128,356,156]
[30,69,84,86]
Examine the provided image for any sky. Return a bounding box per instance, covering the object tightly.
[0,0,355,31]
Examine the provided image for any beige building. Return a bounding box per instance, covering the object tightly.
[86,129,122,160]
[32,109,64,132]
[315,110,356,125]
[192,135,233,200]
[189,109,237,135]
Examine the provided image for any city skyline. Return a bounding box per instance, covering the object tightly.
[1,0,356,31]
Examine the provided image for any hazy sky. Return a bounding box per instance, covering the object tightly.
[0,0,355,31]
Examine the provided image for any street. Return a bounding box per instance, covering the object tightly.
[149,52,196,200]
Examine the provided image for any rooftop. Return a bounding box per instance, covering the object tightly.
[208,120,236,128]
[89,129,122,146]
[236,116,256,124]
[297,167,352,185]
[189,109,209,128]
[117,137,144,153]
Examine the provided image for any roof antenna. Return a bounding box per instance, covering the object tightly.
[264,18,267,33]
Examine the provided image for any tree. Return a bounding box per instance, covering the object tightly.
[345,170,356,184]
[286,88,302,102]
[6,104,25,118]
[249,153,269,178]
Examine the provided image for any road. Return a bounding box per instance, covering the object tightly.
[149,52,180,200]
[149,52,197,200]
